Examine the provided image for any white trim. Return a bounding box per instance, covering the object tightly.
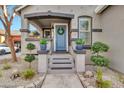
[95,5,109,14]
[53,23,68,52]
[15,5,28,12]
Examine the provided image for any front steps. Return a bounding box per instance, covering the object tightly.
[48,54,75,73]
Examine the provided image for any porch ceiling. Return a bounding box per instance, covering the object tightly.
[32,18,70,28]
[24,11,74,19]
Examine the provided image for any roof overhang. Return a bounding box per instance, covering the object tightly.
[24,11,74,19]
[95,5,109,14]
[15,5,28,12]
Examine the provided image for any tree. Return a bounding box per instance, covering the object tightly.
[0,5,17,61]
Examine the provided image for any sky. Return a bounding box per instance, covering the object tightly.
[0,5,36,31]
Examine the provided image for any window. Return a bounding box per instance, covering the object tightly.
[43,29,51,38]
[78,16,92,45]
[28,24,40,38]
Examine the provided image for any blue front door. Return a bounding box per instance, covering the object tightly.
[56,25,66,51]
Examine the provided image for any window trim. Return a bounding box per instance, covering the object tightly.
[78,15,92,47]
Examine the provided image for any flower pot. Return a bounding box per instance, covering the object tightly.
[40,44,47,50]
[76,45,83,50]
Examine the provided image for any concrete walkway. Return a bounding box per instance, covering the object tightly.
[41,74,83,88]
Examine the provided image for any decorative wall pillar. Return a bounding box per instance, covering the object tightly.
[37,51,49,73]
[20,18,29,54]
[75,54,85,72]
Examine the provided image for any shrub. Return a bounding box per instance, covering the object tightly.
[3,62,11,70]
[75,38,85,45]
[21,69,35,79]
[118,74,124,84]
[0,70,2,77]
[26,43,35,50]
[91,55,109,67]
[96,67,103,82]
[40,39,47,45]
[91,42,109,54]
[24,54,35,68]
[97,80,112,88]
[96,67,112,88]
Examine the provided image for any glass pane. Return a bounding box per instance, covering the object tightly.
[79,32,91,45]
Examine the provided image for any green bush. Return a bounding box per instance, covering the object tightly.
[91,42,109,54]
[0,70,2,77]
[97,80,112,88]
[40,39,47,45]
[96,67,103,82]
[21,69,35,79]
[3,62,11,70]
[24,54,35,68]
[91,55,109,67]
[26,43,35,50]
[96,67,112,88]
[75,38,85,45]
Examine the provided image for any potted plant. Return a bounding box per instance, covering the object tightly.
[75,38,85,50]
[40,38,47,50]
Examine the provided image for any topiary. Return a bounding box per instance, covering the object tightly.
[91,42,109,54]
[25,43,36,68]
[26,43,35,51]
[24,54,35,68]
[91,41,111,87]
[91,41,110,67]
[91,55,109,67]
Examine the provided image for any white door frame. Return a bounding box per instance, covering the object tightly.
[53,23,68,52]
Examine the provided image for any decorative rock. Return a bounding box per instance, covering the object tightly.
[83,81,90,87]
[34,80,42,88]
[25,83,35,88]
[87,86,94,88]
[84,71,94,78]
[80,77,86,81]
[17,86,25,88]
[10,69,20,80]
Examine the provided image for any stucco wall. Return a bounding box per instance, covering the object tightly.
[93,6,124,73]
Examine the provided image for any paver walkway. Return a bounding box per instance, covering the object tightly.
[41,74,83,88]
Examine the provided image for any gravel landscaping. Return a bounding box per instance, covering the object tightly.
[0,57,45,88]
[78,65,124,88]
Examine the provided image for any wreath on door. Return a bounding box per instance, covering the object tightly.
[57,27,65,35]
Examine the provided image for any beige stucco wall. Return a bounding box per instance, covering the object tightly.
[92,6,124,73]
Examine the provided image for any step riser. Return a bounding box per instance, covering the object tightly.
[49,64,74,68]
[48,68,75,74]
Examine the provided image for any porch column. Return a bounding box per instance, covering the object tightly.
[20,18,29,54]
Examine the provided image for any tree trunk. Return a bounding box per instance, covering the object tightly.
[29,63,31,69]
[6,36,17,62]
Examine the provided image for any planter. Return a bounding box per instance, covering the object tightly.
[40,44,47,50]
[76,45,83,50]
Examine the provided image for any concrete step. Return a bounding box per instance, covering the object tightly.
[48,68,75,74]
[48,54,75,73]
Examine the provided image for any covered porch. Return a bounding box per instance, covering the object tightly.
[21,11,75,54]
